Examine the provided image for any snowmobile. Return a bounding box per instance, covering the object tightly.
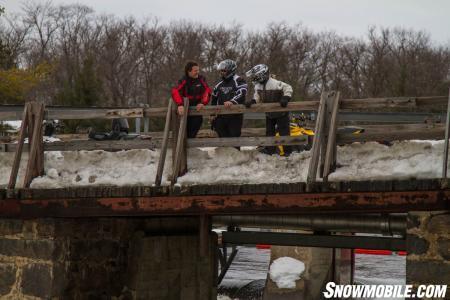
[88,118,139,141]
[274,113,314,156]
[274,113,364,156]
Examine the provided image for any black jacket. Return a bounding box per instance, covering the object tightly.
[211,74,247,107]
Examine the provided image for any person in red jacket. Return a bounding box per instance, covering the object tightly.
[171,61,211,138]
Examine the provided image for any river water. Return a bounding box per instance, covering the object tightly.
[219,246,405,300]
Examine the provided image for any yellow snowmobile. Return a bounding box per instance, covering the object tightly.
[276,113,314,156]
[277,113,364,156]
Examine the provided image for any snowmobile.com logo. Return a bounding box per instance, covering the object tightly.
[323,282,448,299]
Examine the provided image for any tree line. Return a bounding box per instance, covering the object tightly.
[1,2,450,108]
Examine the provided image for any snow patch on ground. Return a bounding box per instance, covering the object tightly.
[15,136,62,143]
[2,121,21,130]
[269,257,305,289]
[217,295,234,300]
[0,140,445,188]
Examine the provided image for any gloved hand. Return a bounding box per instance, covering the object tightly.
[280,96,290,108]
[245,99,256,108]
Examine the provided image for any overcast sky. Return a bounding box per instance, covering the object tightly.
[2,0,450,45]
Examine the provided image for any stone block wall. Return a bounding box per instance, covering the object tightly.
[407,211,450,297]
[0,217,217,299]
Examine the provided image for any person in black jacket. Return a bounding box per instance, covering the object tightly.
[171,61,211,138]
[211,59,247,141]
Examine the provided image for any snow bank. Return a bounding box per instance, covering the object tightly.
[29,149,167,188]
[328,140,443,181]
[0,140,445,188]
[269,257,305,289]
[178,147,310,185]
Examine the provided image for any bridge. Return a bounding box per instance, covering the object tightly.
[0,92,449,299]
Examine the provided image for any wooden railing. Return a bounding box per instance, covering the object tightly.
[1,94,449,187]
[0,96,447,121]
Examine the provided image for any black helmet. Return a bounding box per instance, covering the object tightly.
[246,64,269,83]
[217,59,237,80]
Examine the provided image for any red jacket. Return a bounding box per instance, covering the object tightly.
[171,75,211,106]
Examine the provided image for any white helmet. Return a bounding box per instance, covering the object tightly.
[246,64,270,83]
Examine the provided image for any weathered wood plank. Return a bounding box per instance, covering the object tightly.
[155,100,173,186]
[2,123,444,153]
[171,98,189,184]
[23,103,45,187]
[337,123,445,143]
[171,103,179,168]
[307,92,327,184]
[199,215,210,256]
[2,136,307,152]
[442,89,450,178]
[323,92,340,180]
[187,135,308,148]
[1,139,161,152]
[320,92,333,177]
[1,96,447,121]
[4,178,447,200]
[48,108,144,120]
[8,103,30,189]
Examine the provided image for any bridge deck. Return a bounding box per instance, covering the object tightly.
[1,178,449,217]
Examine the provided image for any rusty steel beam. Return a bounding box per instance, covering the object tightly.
[0,190,448,218]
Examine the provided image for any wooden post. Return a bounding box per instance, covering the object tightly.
[199,215,211,257]
[171,98,189,184]
[34,103,45,179]
[319,92,333,177]
[442,88,450,178]
[307,92,328,184]
[155,100,173,186]
[171,103,179,168]
[323,92,340,181]
[24,102,45,187]
[144,117,149,133]
[8,103,30,189]
[135,118,141,134]
[198,215,211,257]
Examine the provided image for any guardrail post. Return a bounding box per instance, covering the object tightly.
[324,92,341,181]
[171,98,189,184]
[135,117,141,134]
[442,88,450,178]
[8,103,30,189]
[307,91,328,184]
[144,117,149,133]
[155,100,173,186]
[24,102,45,187]
[8,102,45,189]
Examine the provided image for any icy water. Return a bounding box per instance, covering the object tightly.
[219,247,406,300]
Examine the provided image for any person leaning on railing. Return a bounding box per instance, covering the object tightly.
[210,59,248,146]
[171,61,212,138]
[245,64,294,156]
